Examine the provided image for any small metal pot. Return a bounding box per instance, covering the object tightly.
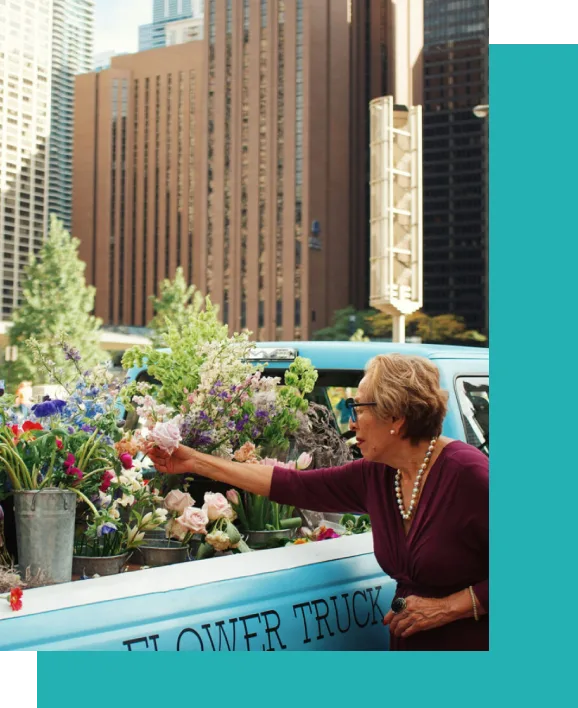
[245,528,296,549]
[72,552,131,578]
[140,539,189,567]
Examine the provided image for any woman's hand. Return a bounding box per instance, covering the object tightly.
[382,595,456,638]
[145,444,196,476]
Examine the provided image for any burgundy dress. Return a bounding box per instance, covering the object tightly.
[270,440,488,651]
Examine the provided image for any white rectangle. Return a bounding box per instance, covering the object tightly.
[490,0,578,44]
[0,652,37,706]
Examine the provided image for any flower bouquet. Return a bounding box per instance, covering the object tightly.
[163,489,251,559]
[121,299,318,463]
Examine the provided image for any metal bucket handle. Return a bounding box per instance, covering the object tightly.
[30,489,72,512]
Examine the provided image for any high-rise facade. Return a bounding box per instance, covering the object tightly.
[422,0,489,333]
[139,0,201,51]
[74,0,423,340]
[0,0,93,322]
[0,0,53,320]
[49,0,94,230]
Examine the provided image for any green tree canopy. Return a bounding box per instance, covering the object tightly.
[147,267,207,347]
[7,216,104,386]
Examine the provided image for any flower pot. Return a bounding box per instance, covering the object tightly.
[140,539,189,567]
[245,528,296,549]
[14,489,76,585]
[72,552,131,578]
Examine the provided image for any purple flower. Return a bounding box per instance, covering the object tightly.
[63,345,81,362]
[80,424,95,433]
[227,421,236,431]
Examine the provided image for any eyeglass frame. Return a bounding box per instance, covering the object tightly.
[345,397,377,422]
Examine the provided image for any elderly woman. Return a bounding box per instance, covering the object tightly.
[147,353,488,651]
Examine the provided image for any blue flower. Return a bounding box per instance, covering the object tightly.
[97,522,117,537]
[31,399,66,418]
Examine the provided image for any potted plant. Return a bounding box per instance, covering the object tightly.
[0,337,131,584]
[224,448,311,549]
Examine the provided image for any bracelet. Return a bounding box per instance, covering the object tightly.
[468,585,479,621]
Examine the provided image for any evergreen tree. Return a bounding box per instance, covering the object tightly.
[147,267,207,347]
[7,216,104,386]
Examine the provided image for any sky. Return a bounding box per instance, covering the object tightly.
[94,0,152,56]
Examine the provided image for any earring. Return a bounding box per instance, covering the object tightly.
[390,429,396,435]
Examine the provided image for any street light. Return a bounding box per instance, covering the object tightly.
[473,104,489,119]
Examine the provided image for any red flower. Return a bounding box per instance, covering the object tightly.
[63,453,75,469]
[316,527,340,541]
[67,466,83,481]
[22,421,43,432]
[119,453,134,470]
[56,439,63,450]
[9,587,23,612]
[99,470,115,492]
[10,425,20,438]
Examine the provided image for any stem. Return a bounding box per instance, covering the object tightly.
[0,453,22,491]
[69,487,98,516]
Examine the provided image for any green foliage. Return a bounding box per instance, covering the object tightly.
[313,305,375,341]
[367,311,487,343]
[147,268,207,347]
[259,357,319,455]
[7,216,104,386]
[122,295,230,410]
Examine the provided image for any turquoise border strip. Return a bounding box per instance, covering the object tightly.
[37,44,574,705]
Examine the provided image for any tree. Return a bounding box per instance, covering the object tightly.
[147,267,207,347]
[7,216,104,386]
[312,306,375,341]
[367,310,487,344]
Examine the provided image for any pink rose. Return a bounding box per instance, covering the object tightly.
[226,489,240,506]
[163,489,195,514]
[166,518,190,542]
[176,507,209,535]
[202,492,236,521]
[149,420,182,455]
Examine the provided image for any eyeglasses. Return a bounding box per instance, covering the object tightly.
[345,397,377,422]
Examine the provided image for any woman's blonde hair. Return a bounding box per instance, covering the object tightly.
[364,354,448,445]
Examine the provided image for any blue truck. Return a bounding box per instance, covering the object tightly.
[0,342,488,651]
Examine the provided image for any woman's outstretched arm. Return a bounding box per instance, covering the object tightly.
[146,444,274,496]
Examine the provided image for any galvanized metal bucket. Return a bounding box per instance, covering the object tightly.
[72,552,131,578]
[14,489,76,584]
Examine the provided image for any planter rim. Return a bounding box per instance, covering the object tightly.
[73,552,130,561]
[13,488,75,494]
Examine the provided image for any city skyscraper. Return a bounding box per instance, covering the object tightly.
[0,0,53,320]
[422,0,489,333]
[49,0,94,231]
[0,0,93,322]
[139,0,202,51]
[73,0,423,340]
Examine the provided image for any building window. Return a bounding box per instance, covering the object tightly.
[275,0,285,338]
[109,79,119,323]
[295,0,304,339]
[240,0,250,331]
[131,79,139,324]
[223,0,233,326]
[258,0,268,339]
[206,0,216,295]
[166,73,173,279]
[188,71,196,286]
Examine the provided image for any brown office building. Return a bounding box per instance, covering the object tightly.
[73,0,423,339]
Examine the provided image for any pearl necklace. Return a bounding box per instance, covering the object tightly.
[395,437,438,521]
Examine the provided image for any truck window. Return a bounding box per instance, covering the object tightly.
[455,376,489,456]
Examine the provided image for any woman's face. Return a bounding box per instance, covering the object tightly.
[349,376,397,462]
